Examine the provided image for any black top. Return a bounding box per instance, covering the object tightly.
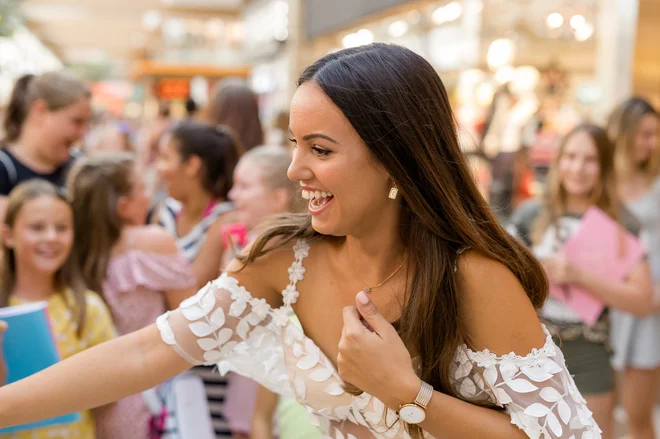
[0,149,76,196]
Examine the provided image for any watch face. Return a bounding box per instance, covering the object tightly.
[399,404,426,424]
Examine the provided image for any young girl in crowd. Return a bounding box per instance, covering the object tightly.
[154,122,239,438]
[508,124,653,439]
[67,152,198,439]
[223,145,318,439]
[156,121,238,288]
[0,72,92,217]
[608,98,660,439]
[0,180,115,439]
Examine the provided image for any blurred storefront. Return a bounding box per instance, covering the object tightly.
[633,0,660,109]
[296,0,610,201]
[0,26,63,105]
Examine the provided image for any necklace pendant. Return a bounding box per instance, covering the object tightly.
[364,287,372,294]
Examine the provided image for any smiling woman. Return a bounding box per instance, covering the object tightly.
[0,71,92,221]
[0,44,600,439]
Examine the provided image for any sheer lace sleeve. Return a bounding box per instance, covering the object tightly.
[156,274,295,397]
[451,326,602,439]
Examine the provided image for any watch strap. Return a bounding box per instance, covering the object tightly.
[414,381,433,409]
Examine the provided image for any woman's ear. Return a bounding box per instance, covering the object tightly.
[30,99,49,121]
[2,225,15,249]
[184,155,202,178]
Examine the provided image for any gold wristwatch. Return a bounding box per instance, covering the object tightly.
[398,381,433,424]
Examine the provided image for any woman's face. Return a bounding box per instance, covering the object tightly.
[632,114,659,166]
[36,97,92,165]
[557,130,600,199]
[118,172,150,226]
[3,196,74,276]
[156,137,202,201]
[228,159,288,231]
[287,82,397,237]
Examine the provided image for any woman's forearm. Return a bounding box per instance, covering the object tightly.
[387,378,528,439]
[251,385,278,439]
[576,268,652,317]
[0,325,190,428]
[419,391,527,439]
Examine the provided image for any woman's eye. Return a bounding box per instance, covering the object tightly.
[312,146,331,157]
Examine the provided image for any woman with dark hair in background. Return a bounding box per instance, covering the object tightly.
[0,72,92,219]
[0,44,599,439]
[154,121,240,438]
[608,97,660,439]
[206,78,264,152]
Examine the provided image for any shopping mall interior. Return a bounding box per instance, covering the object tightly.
[0,1,659,438]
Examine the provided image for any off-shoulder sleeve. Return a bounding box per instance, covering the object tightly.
[156,274,295,397]
[451,327,602,439]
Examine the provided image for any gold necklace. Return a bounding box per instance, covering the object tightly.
[346,246,408,294]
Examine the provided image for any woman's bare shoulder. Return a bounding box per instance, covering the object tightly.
[224,235,331,306]
[456,250,546,355]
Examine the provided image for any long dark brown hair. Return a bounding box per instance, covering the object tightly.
[0,180,88,337]
[238,43,547,436]
[66,152,136,296]
[533,124,619,243]
[206,78,264,151]
[169,121,241,199]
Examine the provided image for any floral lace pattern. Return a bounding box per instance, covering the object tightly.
[452,329,601,438]
[157,239,601,439]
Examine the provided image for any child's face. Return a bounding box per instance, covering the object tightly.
[119,173,150,226]
[4,196,74,276]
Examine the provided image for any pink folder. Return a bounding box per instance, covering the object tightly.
[549,206,646,326]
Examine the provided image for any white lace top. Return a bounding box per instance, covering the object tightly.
[157,239,601,439]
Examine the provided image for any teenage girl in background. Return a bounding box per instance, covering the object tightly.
[155,122,239,288]
[508,124,653,439]
[67,152,198,439]
[0,180,115,439]
[154,122,240,438]
[225,145,319,439]
[608,98,660,439]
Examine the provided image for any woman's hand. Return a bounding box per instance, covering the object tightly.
[541,254,583,285]
[337,292,420,410]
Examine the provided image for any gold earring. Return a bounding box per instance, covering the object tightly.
[388,181,399,200]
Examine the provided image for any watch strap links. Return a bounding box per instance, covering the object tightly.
[414,381,433,409]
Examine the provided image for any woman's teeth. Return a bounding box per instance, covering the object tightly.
[301,190,333,200]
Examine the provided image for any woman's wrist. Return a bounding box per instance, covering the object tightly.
[385,371,422,411]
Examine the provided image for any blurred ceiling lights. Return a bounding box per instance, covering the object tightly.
[432,1,463,25]
[388,20,409,38]
[342,29,374,48]
[545,11,594,41]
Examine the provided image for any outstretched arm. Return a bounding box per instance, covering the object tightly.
[0,324,190,428]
